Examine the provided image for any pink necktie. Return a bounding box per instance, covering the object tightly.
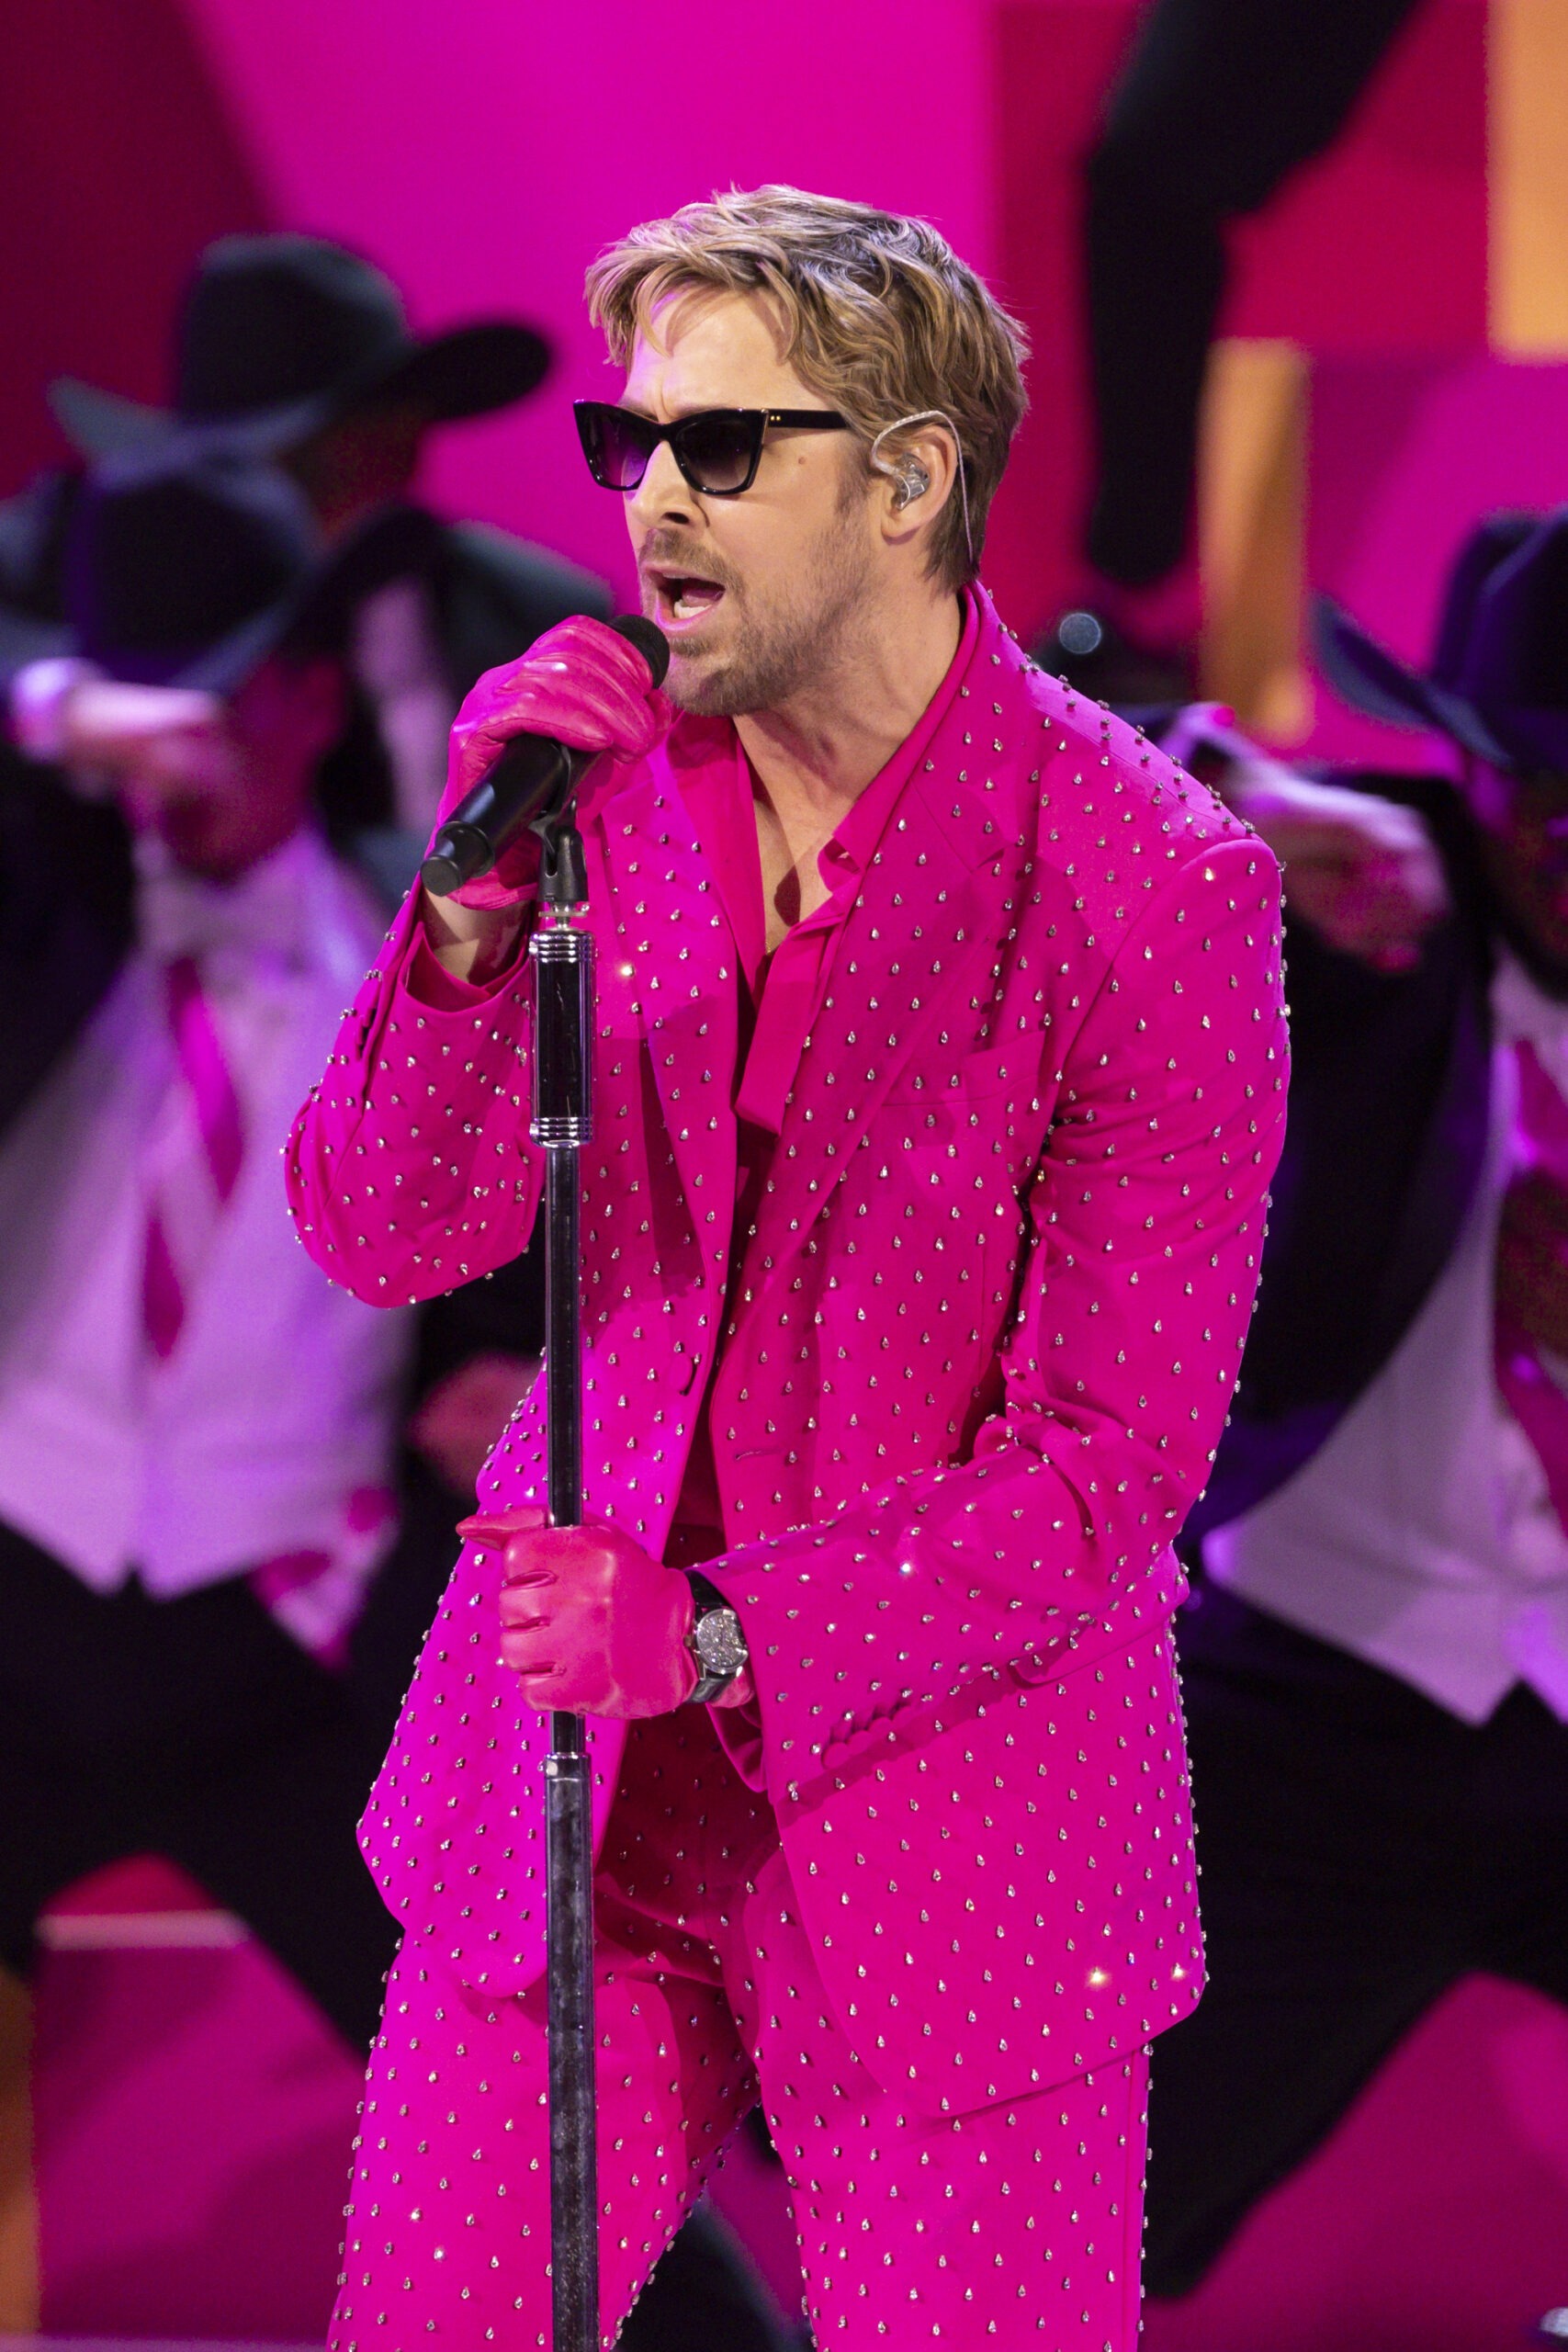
[1494,1038,1568,1524]
[141,953,387,1666]
[142,955,246,1358]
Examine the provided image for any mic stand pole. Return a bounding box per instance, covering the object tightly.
[528,807,599,2352]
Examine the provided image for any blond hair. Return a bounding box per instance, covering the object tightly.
[585,186,1029,592]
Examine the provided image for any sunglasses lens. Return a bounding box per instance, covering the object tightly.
[676,413,760,493]
[578,406,654,491]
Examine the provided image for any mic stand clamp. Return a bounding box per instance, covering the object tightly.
[528,799,599,2352]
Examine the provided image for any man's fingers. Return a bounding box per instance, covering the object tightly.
[498,1581,551,1625]
[513,1671,561,1715]
[500,1623,556,1676]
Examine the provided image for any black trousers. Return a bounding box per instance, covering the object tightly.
[1082,0,1424,586]
[1145,1582,1568,2296]
[0,1516,397,2051]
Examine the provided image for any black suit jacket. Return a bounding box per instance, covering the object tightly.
[1190,775,1495,1541]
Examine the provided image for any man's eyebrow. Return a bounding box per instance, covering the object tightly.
[617,401,739,422]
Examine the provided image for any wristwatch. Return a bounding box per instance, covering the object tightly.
[684,1570,750,1704]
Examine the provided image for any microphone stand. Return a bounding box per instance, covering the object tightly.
[528,803,599,2352]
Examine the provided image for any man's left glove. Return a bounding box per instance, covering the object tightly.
[462,1504,697,1717]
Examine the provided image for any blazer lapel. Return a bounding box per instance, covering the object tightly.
[594,753,739,1250]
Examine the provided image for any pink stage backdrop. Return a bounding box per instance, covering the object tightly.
[178,0,997,610]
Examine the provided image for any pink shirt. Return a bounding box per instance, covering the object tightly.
[667,597,978,1553]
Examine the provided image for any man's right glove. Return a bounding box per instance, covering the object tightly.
[428,615,673,910]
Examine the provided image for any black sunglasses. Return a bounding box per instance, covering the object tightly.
[574,401,849,497]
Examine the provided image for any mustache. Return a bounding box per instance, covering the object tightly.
[637,530,743,596]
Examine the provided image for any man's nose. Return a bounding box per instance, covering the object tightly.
[626,438,701,534]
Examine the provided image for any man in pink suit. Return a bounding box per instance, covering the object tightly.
[288,187,1288,2348]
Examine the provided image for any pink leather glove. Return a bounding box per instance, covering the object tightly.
[429,616,673,910]
[463,1504,698,1716]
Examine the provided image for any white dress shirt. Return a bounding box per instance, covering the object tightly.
[1206,956,1568,1724]
[0,825,412,1602]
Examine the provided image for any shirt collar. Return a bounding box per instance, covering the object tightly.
[814,588,980,889]
[135,823,333,972]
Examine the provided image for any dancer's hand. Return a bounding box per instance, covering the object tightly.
[423,616,672,932]
[407,1352,540,1497]
[465,1504,697,1717]
[1229,768,1449,973]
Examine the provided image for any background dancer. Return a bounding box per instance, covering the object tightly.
[0,447,416,2052]
[1141,514,1568,2297]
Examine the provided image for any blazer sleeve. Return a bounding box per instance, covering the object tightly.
[705,836,1289,1781]
[285,890,547,1306]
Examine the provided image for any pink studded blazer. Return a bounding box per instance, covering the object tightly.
[288,590,1288,2116]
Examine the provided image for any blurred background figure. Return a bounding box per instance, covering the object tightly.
[17,232,613,865]
[1143,513,1568,2298]
[1041,0,1424,700]
[0,448,419,2054]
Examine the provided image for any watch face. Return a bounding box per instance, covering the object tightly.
[694,1605,748,1678]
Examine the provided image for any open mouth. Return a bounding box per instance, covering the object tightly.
[645,567,727,632]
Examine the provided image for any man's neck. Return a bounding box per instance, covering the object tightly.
[735,587,964,821]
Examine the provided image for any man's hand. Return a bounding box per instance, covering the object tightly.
[406,1351,540,1497]
[1228,763,1449,972]
[420,616,673,984]
[464,1504,697,1717]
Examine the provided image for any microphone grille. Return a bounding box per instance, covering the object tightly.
[610,611,671,691]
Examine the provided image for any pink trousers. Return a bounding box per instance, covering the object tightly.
[332,1711,1149,2349]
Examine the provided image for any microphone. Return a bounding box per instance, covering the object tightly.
[421,615,670,898]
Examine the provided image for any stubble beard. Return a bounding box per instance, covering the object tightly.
[663,498,874,720]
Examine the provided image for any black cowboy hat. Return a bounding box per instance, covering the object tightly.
[50,234,552,463]
[1315,509,1568,776]
[34,445,442,695]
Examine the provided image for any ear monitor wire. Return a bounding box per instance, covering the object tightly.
[869,409,975,569]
